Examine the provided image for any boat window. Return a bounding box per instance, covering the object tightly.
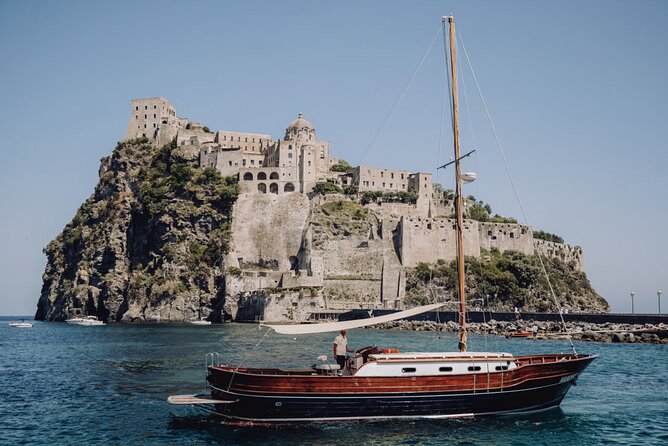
[495,365,509,371]
[467,366,482,372]
[439,367,453,372]
[401,368,416,373]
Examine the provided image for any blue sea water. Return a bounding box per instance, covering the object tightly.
[1,316,667,446]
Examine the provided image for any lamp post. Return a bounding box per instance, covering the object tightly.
[658,290,662,315]
[630,292,635,315]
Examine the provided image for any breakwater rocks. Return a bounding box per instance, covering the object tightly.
[372,319,668,344]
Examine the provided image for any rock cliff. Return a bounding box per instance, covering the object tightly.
[36,138,238,321]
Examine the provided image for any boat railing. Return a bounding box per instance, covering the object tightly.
[206,352,221,368]
[205,353,221,395]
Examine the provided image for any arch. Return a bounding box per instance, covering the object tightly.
[284,182,295,193]
[258,172,267,180]
[288,256,299,271]
[288,152,293,159]
[257,183,267,194]
[243,172,253,181]
[269,183,279,194]
[270,172,279,180]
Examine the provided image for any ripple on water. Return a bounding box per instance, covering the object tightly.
[0,320,666,446]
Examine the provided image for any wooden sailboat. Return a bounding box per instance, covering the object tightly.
[170,16,596,425]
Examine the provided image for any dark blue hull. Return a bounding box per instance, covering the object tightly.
[206,354,596,425]
[210,376,577,424]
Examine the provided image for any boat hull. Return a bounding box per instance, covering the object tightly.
[206,354,595,425]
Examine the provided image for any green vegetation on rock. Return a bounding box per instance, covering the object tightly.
[311,200,375,247]
[405,248,608,312]
[330,159,352,172]
[360,190,418,205]
[533,230,564,244]
[313,181,343,195]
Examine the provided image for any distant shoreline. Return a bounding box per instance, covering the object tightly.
[370,319,668,345]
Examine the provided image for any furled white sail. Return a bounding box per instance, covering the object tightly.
[261,302,446,335]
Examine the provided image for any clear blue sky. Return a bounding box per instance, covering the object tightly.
[1,0,666,316]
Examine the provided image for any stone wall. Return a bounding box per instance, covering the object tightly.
[478,222,533,255]
[534,239,584,271]
[398,217,480,267]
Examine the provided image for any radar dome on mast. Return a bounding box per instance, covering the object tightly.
[462,172,477,183]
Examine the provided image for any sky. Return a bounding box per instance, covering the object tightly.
[0,0,666,316]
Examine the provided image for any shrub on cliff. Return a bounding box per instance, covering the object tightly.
[138,145,238,215]
[330,159,352,172]
[313,181,343,195]
[360,190,418,205]
[533,230,564,244]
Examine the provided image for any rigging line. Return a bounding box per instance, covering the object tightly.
[226,327,273,392]
[457,31,576,354]
[455,33,491,342]
[356,24,442,167]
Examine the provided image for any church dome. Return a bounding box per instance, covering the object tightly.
[287,113,314,131]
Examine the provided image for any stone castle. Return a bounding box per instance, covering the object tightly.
[125,97,584,319]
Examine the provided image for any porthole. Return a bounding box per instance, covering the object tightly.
[401,368,416,373]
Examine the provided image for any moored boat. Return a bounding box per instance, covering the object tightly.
[9,320,33,328]
[189,317,212,325]
[66,315,105,326]
[506,331,535,338]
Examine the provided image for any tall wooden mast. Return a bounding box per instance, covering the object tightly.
[445,15,467,352]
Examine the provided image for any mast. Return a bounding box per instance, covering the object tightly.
[445,15,467,352]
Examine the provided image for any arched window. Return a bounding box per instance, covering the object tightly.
[243,172,253,181]
[284,183,295,193]
[288,145,293,150]
[288,153,293,159]
[258,172,267,180]
[270,172,279,180]
[257,183,267,194]
[269,183,279,194]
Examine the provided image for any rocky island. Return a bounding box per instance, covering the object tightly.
[36,98,608,323]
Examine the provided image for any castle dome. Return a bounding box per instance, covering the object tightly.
[287,113,314,131]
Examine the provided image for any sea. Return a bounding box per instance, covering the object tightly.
[1,316,666,446]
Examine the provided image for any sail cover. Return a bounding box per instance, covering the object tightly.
[261,302,446,335]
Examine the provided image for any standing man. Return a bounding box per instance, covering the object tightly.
[333,329,353,371]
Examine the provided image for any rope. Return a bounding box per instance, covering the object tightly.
[226,327,273,392]
[356,24,442,168]
[456,31,576,354]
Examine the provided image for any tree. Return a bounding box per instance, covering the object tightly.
[330,159,352,172]
[313,181,342,195]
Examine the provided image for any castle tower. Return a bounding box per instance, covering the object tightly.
[124,97,177,141]
[408,172,433,217]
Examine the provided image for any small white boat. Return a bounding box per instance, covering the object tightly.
[9,321,33,328]
[66,315,106,326]
[189,317,211,325]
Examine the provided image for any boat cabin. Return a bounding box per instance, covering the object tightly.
[316,347,517,378]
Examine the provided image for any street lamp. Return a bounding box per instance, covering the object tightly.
[658,290,662,315]
[630,292,635,315]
